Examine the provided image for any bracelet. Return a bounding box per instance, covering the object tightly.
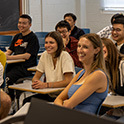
[51,82,54,88]
[47,83,49,88]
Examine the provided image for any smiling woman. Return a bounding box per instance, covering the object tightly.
[54,33,109,115]
[23,31,75,104]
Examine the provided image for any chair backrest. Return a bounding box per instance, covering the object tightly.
[82,28,90,34]
[0,35,13,52]
[35,32,49,38]
[75,66,82,74]
[38,37,45,53]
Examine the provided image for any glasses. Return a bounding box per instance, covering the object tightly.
[112,28,122,32]
[57,30,68,35]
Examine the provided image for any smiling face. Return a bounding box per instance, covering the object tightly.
[57,27,71,39]
[102,43,108,60]
[45,37,58,57]
[112,24,124,45]
[77,37,100,65]
[18,18,31,34]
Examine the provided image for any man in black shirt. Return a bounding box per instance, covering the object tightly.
[5,14,39,101]
[64,13,85,40]
[111,17,124,54]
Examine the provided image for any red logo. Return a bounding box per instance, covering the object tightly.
[15,39,23,47]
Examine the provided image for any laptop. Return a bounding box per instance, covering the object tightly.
[24,98,123,124]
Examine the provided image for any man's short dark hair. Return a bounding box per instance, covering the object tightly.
[55,20,71,31]
[64,13,77,22]
[112,17,124,25]
[20,14,32,24]
[111,13,124,24]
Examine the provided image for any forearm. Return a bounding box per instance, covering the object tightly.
[54,97,64,106]
[32,71,43,82]
[6,53,31,60]
[48,76,73,88]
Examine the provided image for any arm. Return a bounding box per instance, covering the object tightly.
[54,71,81,106]
[48,72,73,88]
[32,72,73,89]
[5,49,31,60]
[54,70,107,109]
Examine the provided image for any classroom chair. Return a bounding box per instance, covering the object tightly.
[38,37,45,53]
[35,32,49,38]
[0,35,13,51]
[75,66,82,74]
[82,28,90,34]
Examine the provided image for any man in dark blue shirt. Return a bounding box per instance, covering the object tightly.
[64,13,85,40]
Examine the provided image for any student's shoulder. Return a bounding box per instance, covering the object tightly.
[61,51,71,56]
[91,69,107,81]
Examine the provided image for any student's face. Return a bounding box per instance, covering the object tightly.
[77,37,99,64]
[18,18,31,33]
[45,37,58,57]
[64,16,75,28]
[112,24,124,44]
[102,43,108,59]
[57,27,71,39]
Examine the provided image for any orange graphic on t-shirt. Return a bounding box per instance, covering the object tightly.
[15,39,23,47]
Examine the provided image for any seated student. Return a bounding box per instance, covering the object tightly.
[54,33,109,115]
[97,13,124,43]
[102,38,124,119]
[5,14,39,101]
[23,31,75,104]
[111,16,124,54]
[64,13,85,40]
[55,20,82,68]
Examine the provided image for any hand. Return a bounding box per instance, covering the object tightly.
[63,100,73,109]
[32,80,47,89]
[106,109,114,115]
[5,53,9,59]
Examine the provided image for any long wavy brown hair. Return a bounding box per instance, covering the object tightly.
[102,38,124,91]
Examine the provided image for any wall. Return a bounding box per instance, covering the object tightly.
[28,0,42,32]
[42,0,76,31]
[86,0,114,33]
[28,0,86,32]
[28,0,119,33]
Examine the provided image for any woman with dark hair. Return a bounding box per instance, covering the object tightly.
[23,31,75,103]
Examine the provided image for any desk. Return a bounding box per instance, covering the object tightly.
[13,103,30,117]
[102,95,124,108]
[9,81,64,110]
[8,81,64,94]
[6,59,25,64]
[27,66,36,71]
